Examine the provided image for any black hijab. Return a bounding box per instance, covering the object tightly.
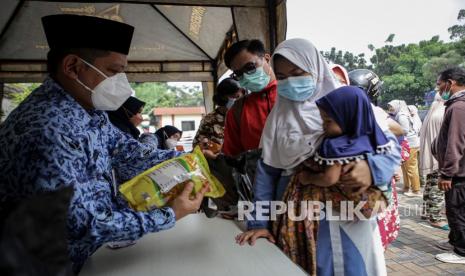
[108,96,145,139]
[154,125,182,149]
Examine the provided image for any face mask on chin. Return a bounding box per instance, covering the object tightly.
[75,58,132,111]
[441,91,450,101]
[435,84,451,101]
[441,83,452,101]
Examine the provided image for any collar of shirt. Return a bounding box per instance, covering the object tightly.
[260,79,277,95]
[449,89,465,101]
[43,77,109,128]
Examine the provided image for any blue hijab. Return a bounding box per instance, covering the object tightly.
[315,86,390,162]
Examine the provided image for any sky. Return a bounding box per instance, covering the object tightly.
[172,0,464,86]
[286,0,464,57]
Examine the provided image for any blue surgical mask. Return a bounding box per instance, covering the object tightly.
[277,76,316,101]
[226,98,236,109]
[238,67,270,92]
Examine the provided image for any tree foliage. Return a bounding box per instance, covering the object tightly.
[372,32,464,106]
[132,82,203,114]
[8,83,40,105]
[448,9,465,40]
[322,9,465,107]
[6,81,203,116]
[320,47,368,71]
[385,33,396,43]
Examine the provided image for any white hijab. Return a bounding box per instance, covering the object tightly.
[387,100,410,120]
[260,38,340,170]
[407,104,422,134]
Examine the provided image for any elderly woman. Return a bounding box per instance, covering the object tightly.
[235,38,400,275]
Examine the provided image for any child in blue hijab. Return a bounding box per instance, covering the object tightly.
[297,86,393,276]
[299,86,393,218]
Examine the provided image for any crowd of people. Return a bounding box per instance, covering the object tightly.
[1,13,465,276]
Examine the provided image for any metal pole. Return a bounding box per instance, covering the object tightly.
[0,82,4,122]
[267,0,277,53]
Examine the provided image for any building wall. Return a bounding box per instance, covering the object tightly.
[159,114,203,133]
[160,115,174,127]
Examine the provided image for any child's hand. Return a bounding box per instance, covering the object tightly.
[340,161,372,196]
[235,229,275,246]
[298,170,315,185]
[337,183,359,195]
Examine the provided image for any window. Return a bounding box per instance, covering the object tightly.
[181,121,195,131]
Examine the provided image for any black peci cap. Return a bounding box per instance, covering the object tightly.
[41,14,134,55]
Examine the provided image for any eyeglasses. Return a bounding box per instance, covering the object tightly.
[230,57,264,80]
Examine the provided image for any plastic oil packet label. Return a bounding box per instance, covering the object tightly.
[119,146,226,210]
[148,161,190,193]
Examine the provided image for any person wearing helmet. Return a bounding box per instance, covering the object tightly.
[348,69,404,137]
[349,69,383,103]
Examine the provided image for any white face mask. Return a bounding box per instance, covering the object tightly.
[75,58,132,111]
[165,138,178,149]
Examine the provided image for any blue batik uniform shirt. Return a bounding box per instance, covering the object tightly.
[0,77,180,271]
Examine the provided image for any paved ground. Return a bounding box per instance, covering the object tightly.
[385,184,465,275]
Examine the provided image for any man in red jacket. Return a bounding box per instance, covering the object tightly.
[222,39,277,157]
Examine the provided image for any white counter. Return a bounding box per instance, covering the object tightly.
[80,214,307,276]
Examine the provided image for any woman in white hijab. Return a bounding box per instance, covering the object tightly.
[419,93,448,229]
[260,39,340,169]
[388,100,422,197]
[235,38,400,275]
[407,105,423,134]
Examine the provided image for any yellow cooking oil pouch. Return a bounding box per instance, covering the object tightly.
[119,146,225,211]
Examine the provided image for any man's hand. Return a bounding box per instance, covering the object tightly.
[438,178,452,192]
[235,229,275,246]
[169,181,210,221]
[202,149,219,160]
[339,161,372,195]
